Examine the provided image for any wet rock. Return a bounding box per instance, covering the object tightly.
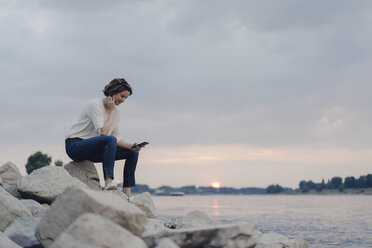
[17,166,90,204]
[0,231,21,248]
[143,223,256,248]
[4,216,42,248]
[36,186,147,247]
[20,199,46,217]
[49,213,147,248]
[0,187,32,231]
[180,210,220,229]
[132,192,157,218]
[64,160,101,190]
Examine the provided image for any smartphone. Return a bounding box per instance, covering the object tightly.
[131,142,149,148]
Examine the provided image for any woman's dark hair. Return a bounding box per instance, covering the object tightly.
[103,78,133,96]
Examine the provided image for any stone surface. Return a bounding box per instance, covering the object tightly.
[180,210,220,229]
[17,166,90,204]
[0,176,2,186]
[50,213,147,248]
[132,192,157,218]
[0,162,22,184]
[142,218,171,237]
[4,216,42,248]
[256,233,308,248]
[0,187,32,232]
[143,223,256,248]
[36,186,147,247]
[0,162,23,199]
[155,238,180,248]
[20,199,46,217]
[0,231,21,248]
[64,160,101,190]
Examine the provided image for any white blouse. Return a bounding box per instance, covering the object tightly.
[65,98,121,142]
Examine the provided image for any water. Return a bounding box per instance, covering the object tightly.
[152,195,372,248]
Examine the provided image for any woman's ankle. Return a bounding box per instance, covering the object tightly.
[123,187,131,197]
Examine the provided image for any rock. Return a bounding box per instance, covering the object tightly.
[132,192,157,218]
[2,183,22,199]
[0,176,2,186]
[0,231,22,248]
[49,213,147,248]
[255,233,308,248]
[17,166,90,204]
[0,162,23,199]
[36,186,147,247]
[161,216,183,229]
[0,187,32,232]
[142,218,171,237]
[0,162,22,184]
[20,199,46,217]
[143,223,256,248]
[104,189,129,201]
[180,210,220,229]
[4,216,42,248]
[64,160,101,190]
[155,238,180,248]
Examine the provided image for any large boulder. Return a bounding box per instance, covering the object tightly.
[64,161,101,190]
[132,192,157,218]
[0,231,21,248]
[50,213,147,248]
[17,166,90,204]
[0,187,32,231]
[4,216,42,248]
[142,218,170,237]
[36,186,147,247]
[0,162,22,184]
[180,210,220,229]
[0,162,23,199]
[255,233,308,248]
[143,223,256,248]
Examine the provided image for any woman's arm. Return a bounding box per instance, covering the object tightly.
[101,97,116,136]
[117,140,142,151]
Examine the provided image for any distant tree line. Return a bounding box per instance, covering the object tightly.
[25,151,64,174]
[299,174,372,192]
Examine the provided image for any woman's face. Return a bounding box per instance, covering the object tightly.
[112,90,130,105]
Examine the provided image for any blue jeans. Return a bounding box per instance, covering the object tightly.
[65,136,138,187]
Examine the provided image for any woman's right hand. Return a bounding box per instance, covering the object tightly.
[106,96,117,113]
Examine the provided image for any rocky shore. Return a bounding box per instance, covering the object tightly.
[0,161,309,248]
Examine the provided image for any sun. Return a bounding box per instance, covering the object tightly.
[211,181,221,189]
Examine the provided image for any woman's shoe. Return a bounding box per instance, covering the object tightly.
[104,183,118,191]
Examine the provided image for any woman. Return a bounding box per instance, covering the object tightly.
[65,78,142,197]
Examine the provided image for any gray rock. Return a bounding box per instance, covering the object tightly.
[155,238,180,248]
[0,231,22,248]
[20,199,46,217]
[17,166,90,204]
[4,216,42,248]
[142,218,171,237]
[0,162,23,199]
[0,162,22,184]
[36,186,147,247]
[2,183,22,199]
[132,192,157,218]
[64,160,101,190]
[0,187,32,232]
[255,233,308,248]
[0,176,2,186]
[49,213,147,248]
[180,210,220,229]
[104,189,129,201]
[143,223,256,248]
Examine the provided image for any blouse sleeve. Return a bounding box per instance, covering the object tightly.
[86,101,105,135]
[111,113,122,143]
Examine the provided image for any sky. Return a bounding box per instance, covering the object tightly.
[0,0,371,189]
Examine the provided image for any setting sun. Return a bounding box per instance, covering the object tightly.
[211,181,221,188]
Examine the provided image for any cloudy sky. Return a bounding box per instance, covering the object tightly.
[1,0,371,188]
